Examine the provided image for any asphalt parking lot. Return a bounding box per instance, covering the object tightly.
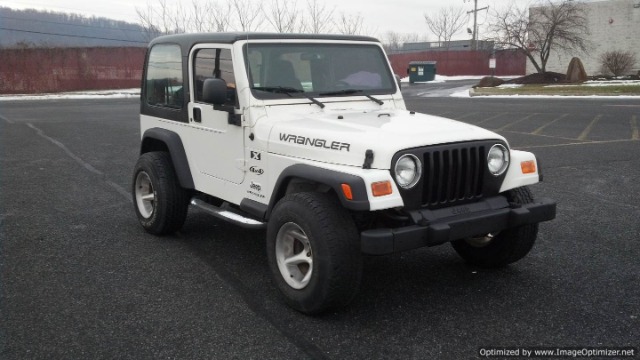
[1,90,638,359]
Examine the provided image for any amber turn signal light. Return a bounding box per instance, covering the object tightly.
[341,183,353,200]
[371,181,393,197]
[521,160,536,174]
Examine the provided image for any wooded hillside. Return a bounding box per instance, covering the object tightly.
[0,7,147,48]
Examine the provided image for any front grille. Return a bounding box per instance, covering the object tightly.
[421,144,487,207]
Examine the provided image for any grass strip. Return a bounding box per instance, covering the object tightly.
[472,84,640,96]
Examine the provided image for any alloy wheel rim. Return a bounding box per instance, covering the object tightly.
[135,171,155,218]
[275,222,313,289]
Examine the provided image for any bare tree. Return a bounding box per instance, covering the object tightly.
[210,2,233,32]
[599,50,637,76]
[381,32,428,53]
[191,0,213,32]
[423,6,468,48]
[381,31,403,53]
[230,0,264,32]
[136,9,163,41]
[137,0,235,36]
[403,33,428,44]
[486,0,589,73]
[300,0,335,34]
[136,0,179,40]
[335,13,364,35]
[264,0,298,33]
[135,0,374,37]
[136,0,199,36]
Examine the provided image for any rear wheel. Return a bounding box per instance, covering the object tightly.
[267,192,362,314]
[132,152,188,235]
[452,186,539,268]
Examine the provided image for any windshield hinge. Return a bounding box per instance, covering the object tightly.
[363,149,374,169]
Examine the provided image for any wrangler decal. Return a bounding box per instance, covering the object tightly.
[279,133,351,152]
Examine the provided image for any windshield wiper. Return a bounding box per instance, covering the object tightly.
[252,86,301,95]
[252,86,325,108]
[319,89,384,105]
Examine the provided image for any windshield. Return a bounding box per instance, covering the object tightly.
[245,43,396,99]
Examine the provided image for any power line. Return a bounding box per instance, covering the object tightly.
[0,27,148,44]
[0,15,144,34]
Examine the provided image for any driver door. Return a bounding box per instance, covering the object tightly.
[188,45,245,184]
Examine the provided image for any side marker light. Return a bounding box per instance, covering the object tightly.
[341,184,353,200]
[521,160,536,174]
[371,181,393,197]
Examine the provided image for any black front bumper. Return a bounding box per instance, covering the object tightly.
[361,196,556,255]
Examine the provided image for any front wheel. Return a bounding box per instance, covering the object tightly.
[451,186,539,268]
[132,152,188,235]
[267,192,362,314]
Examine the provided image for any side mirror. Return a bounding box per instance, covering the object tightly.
[202,78,227,105]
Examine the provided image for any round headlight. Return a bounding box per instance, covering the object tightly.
[394,154,422,189]
[487,144,509,176]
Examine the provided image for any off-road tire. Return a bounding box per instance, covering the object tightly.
[267,192,362,315]
[451,186,539,268]
[132,151,189,235]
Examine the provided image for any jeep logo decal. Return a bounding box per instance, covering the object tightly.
[250,166,264,175]
[279,133,350,152]
[250,182,262,191]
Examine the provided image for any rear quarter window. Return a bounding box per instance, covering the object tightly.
[144,44,184,109]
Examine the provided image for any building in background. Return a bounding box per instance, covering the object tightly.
[386,39,526,77]
[527,0,640,75]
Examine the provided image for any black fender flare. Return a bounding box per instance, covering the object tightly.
[141,128,195,189]
[265,163,370,219]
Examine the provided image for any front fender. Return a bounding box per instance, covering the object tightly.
[500,150,541,193]
[267,164,370,218]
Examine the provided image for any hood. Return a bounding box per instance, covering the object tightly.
[268,109,505,169]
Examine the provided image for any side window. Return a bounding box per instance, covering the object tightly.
[194,48,237,106]
[145,44,183,109]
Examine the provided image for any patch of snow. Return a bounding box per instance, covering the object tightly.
[450,90,471,98]
[0,88,140,101]
[496,84,524,89]
[467,94,640,99]
[400,74,521,83]
[583,80,640,87]
[544,80,640,88]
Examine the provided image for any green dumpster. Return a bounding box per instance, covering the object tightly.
[408,61,437,83]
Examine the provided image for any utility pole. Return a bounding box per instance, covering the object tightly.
[466,0,488,50]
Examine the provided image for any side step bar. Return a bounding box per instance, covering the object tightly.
[190,198,266,230]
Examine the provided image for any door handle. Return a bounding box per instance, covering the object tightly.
[193,108,202,123]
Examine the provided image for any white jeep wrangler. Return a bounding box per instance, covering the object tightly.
[133,33,556,314]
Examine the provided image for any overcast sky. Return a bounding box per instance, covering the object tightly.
[2,0,602,39]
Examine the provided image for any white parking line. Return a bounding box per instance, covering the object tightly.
[577,115,602,141]
[0,114,14,124]
[26,123,131,201]
[453,111,479,120]
[496,113,537,131]
[517,138,637,149]
[632,116,639,140]
[476,112,506,125]
[532,114,568,135]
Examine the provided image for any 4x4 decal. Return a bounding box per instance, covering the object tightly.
[279,133,351,152]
